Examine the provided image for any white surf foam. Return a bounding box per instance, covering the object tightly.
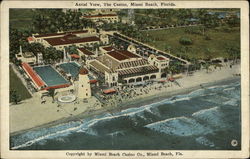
[192,107,225,128]
[196,136,215,147]
[145,116,212,136]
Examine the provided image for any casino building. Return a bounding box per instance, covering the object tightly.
[87,47,164,87]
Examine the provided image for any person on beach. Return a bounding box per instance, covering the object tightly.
[200,84,204,89]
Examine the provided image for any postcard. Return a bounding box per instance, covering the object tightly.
[1,0,249,158]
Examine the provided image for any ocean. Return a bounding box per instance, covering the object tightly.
[10,80,241,150]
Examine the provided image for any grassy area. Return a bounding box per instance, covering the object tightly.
[139,26,240,59]
[10,66,31,101]
[9,9,34,31]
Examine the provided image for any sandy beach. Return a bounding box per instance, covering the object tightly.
[10,63,240,135]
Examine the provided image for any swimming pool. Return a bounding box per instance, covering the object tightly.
[58,62,96,82]
[58,62,81,78]
[33,65,69,88]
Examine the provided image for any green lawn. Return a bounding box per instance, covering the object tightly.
[9,9,34,31]
[139,26,240,59]
[10,66,31,101]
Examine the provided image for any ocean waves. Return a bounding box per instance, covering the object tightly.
[10,81,241,150]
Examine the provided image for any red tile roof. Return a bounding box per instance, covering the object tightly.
[103,88,116,94]
[70,54,80,59]
[119,50,139,58]
[79,68,88,75]
[43,84,71,90]
[103,46,114,51]
[44,35,100,46]
[157,56,166,60]
[107,51,128,61]
[83,14,117,18]
[107,50,139,61]
[90,79,98,84]
[22,63,45,88]
[27,36,35,42]
[78,48,95,56]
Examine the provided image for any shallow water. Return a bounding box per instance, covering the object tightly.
[10,80,241,150]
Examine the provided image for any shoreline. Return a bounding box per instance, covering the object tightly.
[10,76,240,136]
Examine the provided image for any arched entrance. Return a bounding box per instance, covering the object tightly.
[161,73,167,78]
[150,75,156,79]
[128,78,135,83]
[136,77,142,82]
[143,76,149,81]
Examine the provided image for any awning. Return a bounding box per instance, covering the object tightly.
[103,88,116,94]
[168,77,175,82]
[159,80,166,83]
[43,83,71,90]
[90,79,98,84]
[70,54,80,59]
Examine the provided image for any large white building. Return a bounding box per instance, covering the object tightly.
[15,46,37,65]
[148,54,170,72]
[27,28,109,50]
[82,14,119,23]
[87,48,161,87]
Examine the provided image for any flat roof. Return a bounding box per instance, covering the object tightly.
[78,48,95,56]
[44,35,100,46]
[34,30,88,38]
[23,52,35,58]
[83,14,117,18]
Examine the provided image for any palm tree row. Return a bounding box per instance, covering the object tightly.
[32,9,95,34]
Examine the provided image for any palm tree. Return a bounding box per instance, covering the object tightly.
[204,62,211,73]
[226,45,240,64]
[10,90,21,104]
[48,88,55,102]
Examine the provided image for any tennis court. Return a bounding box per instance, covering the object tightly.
[33,65,70,88]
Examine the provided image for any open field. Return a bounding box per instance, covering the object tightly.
[139,26,240,59]
[9,9,34,31]
[10,66,31,101]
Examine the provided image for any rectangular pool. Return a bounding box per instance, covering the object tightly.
[33,65,69,87]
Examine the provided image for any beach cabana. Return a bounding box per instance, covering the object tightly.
[103,88,116,94]
[158,80,167,83]
[70,54,80,59]
[168,77,175,82]
[90,79,98,84]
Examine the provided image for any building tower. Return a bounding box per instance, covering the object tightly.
[37,52,43,65]
[78,68,91,99]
